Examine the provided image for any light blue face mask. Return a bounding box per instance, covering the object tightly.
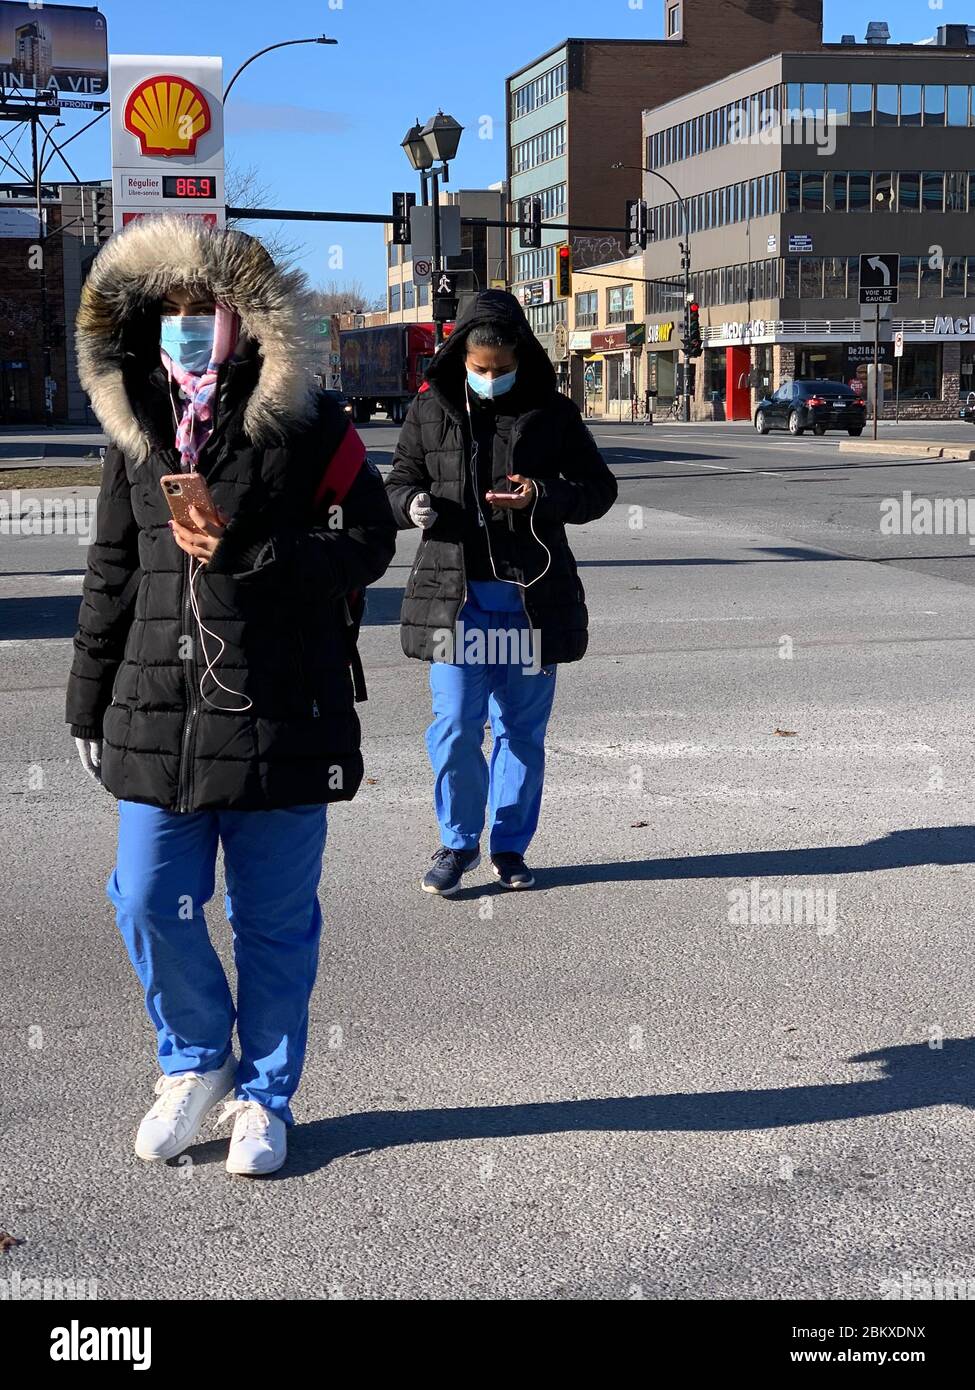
[467,366,518,400]
[160,314,215,374]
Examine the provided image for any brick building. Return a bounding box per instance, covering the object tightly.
[0,181,112,425]
[505,0,824,394]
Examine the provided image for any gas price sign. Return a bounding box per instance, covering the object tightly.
[162,175,218,199]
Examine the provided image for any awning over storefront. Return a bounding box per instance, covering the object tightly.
[584,353,605,362]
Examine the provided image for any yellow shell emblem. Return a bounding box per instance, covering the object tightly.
[124,75,212,158]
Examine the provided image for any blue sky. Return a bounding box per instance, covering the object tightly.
[31,0,975,296]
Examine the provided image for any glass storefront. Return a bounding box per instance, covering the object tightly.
[793,343,944,399]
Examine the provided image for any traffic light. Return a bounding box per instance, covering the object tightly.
[392,192,415,246]
[520,196,542,250]
[556,243,572,297]
[687,301,703,358]
[626,198,649,253]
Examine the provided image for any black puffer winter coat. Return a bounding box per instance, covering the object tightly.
[65,217,396,812]
[385,291,617,666]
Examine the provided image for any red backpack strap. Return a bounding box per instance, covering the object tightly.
[313,420,367,516]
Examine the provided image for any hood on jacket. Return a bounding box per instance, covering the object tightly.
[76,216,319,462]
[425,288,558,409]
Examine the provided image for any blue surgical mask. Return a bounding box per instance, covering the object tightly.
[467,366,518,400]
[160,314,215,374]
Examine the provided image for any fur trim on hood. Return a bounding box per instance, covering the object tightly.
[76,216,319,462]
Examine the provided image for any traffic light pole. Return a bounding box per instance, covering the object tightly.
[681,241,692,424]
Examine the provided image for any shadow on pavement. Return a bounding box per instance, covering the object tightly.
[178,1037,975,1177]
[0,594,80,640]
[530,825,975,886]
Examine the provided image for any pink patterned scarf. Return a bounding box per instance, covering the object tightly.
[160,303,241,471]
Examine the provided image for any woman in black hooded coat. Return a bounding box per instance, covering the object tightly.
[385,289,617,895]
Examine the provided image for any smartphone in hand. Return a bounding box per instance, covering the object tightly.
[160,472,217,531]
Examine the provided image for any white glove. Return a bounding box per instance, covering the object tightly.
[75,737,102,782]
[408,491,437,529]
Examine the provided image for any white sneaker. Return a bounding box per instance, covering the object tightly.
[134,1055,237,1162]
[220,1099,287,1176]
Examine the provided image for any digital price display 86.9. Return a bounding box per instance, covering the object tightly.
[162,176,217,200]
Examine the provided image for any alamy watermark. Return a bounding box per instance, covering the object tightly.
[432,621,543,672]
[881,491,975,545]
[729,106,838,157]
[728,879,838,937]
[0,1269,98,1300]
[0,490,96,545]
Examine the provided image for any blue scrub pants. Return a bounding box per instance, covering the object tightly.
[427,581,557,857]
[108,800,327,1125]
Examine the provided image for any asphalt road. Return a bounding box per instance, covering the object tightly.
[3,419,975,1301]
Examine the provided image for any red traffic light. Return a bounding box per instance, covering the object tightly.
[689,302,699,314]
[558,246,570,260]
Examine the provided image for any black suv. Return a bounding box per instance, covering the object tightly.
[755,380,867,437]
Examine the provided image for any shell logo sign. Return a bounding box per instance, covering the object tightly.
[123,74,212,158]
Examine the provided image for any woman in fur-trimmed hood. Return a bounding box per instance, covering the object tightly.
[66,216,396,1175]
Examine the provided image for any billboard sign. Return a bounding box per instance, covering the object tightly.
[110,55,224,233]
[0,2,108,95]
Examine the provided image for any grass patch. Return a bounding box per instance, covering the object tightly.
[0,466,103,489]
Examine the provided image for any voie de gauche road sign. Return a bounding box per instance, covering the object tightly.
[109,55,225,233]
[859,252,900,305]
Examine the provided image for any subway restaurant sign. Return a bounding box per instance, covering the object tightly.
[647,321,674,344]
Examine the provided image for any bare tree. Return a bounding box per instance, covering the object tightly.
[224,161,302,263]
[309,279,385,316]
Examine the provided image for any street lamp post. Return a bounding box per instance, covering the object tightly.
[402,111,464,347]
[223,36,338,102]
[613,161,693,422]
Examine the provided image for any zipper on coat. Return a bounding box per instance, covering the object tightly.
[175,554,199,813]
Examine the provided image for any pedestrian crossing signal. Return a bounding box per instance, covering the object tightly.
[556,244,572,298]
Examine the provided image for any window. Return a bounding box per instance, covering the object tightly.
[608,284,634,324]
[828,82,849,125]
[851,84,873,126]
[534,183,567,219]
[898,171,920,212]
[800,257,824,299]
[511,61,568,120]
[786,82,802,116]
[667,4,680,36]
[511,123,567,173]
[947,172,967,211]
[418,282,429,307]
[922,171,945,213]
[847,257,859,300]
[824,256,847,298]
[945,256,967,297]
[575,290,598,328]
[404,281,415,309]
[803,82,825,118]
[901,85,922,126]
[389,284,401,312]
[948,85,969,126]
[874,172,894,212]
[848,171,871,212]
[387,242,399,267]
[899,256,920,300]
[923,85,946,126]
[876,85,898,126]
[801,170,824,212]
[786,170,801,212]
[832,171,849,212]
[919,258,942,300]
[784,257,801,298]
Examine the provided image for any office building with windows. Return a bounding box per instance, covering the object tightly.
[504,1,824,393]
[640,29,975,419]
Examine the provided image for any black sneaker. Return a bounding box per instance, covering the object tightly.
[422,846,481,895]
[490,852,535,889]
